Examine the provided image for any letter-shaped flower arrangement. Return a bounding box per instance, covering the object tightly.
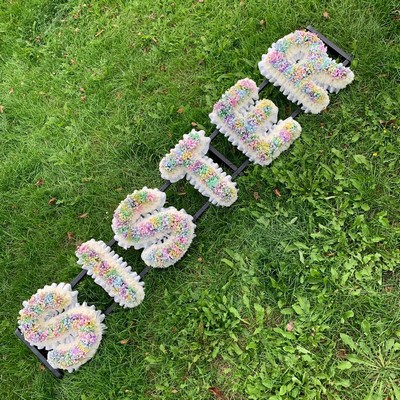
[76,239,145,308]
[112,188,196,267]
[18,283,105,372]
[209,78,302,165]
[159,130,238,206]
[18,30,354,372]
[258,30,354,114]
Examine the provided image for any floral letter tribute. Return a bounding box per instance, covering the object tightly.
[17,29,354,373]
[76,239,145,308]
[112,187,196,268]
[18,283,105,372]
[159,130,238,206]
[209,78,302,165]
[258,30,354,114]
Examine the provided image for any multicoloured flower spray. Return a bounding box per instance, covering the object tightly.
[209,78,302,165]
[17,29,354,373]
[76,239,145,308]
[18,283,105,372]
[112,188,196,268]
[258,30,354,114]
[159,130,238,207]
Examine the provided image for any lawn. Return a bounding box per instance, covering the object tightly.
[1,0,399,399]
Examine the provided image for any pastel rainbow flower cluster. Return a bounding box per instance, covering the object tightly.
[76,239,145,308]
[159,130,238,206]
[18,283,105,372]
[112,188,196,268]
[18,29,354,373]
[258,30,354,114]
[209,78,302,165]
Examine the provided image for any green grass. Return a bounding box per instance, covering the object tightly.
[1,0,399,399]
